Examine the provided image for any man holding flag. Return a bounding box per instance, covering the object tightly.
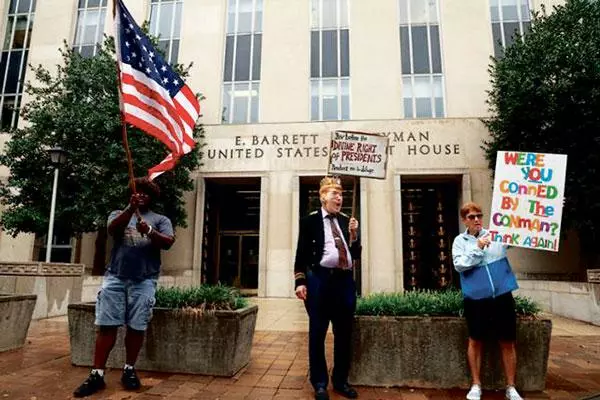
[74,0,199,396]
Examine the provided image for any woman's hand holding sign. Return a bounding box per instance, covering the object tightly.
[477,234,491,249]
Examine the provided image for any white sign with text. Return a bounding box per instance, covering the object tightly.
[489,151,567,252]
[327,131,389,179]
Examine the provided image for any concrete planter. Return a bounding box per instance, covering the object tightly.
[349,316,551,391]
[68,302,258,376]
[0,294,37,352]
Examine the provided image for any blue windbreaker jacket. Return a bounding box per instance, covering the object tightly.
[452,229,519,300]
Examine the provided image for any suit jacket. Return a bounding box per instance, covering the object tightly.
[294,210,361,289]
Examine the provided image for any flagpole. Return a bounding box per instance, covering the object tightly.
[113,0,141,220]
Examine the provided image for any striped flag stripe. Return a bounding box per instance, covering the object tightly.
[149,153,178,180]
[172,98,196,136]
[120,68,186,143]
[120,79,184,152]
[177,86,200,118]
[122,94,181,153]
[123,112,179,154]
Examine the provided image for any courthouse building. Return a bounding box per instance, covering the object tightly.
[0,0,582,300]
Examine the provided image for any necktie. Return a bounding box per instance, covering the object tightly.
[327,214,349,269]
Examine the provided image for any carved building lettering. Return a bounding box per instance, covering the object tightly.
[204,131,461,160]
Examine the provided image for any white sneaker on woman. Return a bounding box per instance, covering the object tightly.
[505,386,523,400]
[466,384,482,400]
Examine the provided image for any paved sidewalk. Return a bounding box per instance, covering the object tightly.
[0,298,598,399]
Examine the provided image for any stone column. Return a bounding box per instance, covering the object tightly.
[179,0,227,124]
[23,0,78,95]
[392,175,404,292]
[264,171,294,297]
[260,0,310,122]
[0,1,8,46]
[441,0,492,118]
[349,0,402,120]
[192,176,205,286]
[363,177,397,294]
[258,175,270,297]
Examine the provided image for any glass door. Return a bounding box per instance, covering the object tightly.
[401,181,460,291]
[219,232,259,291]
[241,235,259,289]
[219,234,240,287]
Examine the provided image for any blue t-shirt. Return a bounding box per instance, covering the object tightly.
[106,210,174,280]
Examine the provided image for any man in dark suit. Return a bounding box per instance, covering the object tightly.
[294,176,361,400]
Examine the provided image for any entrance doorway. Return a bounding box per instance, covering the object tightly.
[202,178,261,294]
[401,179,460,291]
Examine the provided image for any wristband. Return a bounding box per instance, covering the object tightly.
[147,226,153,235]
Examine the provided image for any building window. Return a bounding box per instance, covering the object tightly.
[0,0,36,131]
[399,0,445,119]
[222,0,263,124]
[149,0,183,64]
[490,0,531,58]
[73,0,107,58]
[36,233,73,263]
[310,0,349,121]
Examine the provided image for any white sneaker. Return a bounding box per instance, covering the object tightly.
[466,384,482,400]
[505,386,523,400]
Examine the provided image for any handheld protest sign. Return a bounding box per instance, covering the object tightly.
[489,151,567,252]
[327,130,389,179]
[327,130,389,218]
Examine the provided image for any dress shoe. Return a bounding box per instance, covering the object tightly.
[333,383,358,398]
[315,386,329,400]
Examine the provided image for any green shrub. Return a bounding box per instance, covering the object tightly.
[514,295,542,317]
[154,284,249,311]
[355,290,540,317]
[356,290,464,317]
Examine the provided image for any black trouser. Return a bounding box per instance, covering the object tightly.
[305,266,356,390]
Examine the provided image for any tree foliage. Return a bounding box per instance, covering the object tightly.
[0,36,203,238]
[483,0,600,258]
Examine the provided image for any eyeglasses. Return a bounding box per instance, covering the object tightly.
[466,213,483,220]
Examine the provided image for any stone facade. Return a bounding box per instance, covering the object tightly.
[0,0,577,299]
[516,281,600,326]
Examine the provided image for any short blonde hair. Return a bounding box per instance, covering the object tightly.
[460,202,482,219]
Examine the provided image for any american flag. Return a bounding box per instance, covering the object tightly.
[114,0,199,180]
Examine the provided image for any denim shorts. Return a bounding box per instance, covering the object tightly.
[95,275,157,331]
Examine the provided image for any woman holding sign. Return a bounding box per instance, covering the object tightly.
[452,202,523,400]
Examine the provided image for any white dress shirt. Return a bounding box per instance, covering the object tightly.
[319,207,353,269]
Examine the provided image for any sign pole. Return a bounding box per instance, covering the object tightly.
[351,176,357,219]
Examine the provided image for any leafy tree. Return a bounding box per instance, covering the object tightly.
[0,36,204,269]
[483,0,600,269]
